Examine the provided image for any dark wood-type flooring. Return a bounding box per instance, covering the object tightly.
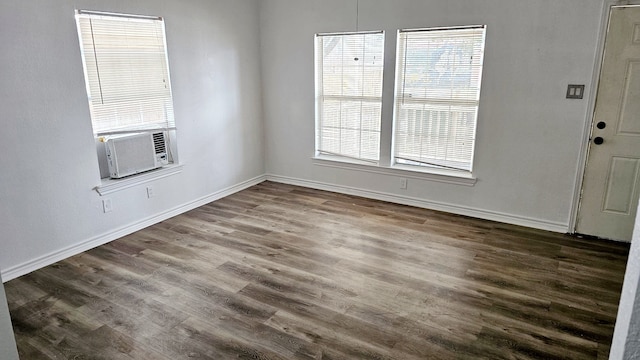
[5,181,631,359]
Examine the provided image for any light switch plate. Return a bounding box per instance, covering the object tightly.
[566,84,585,99]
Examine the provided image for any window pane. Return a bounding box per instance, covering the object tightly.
[361,102,382,131]
[316,32,384,162]
[76,12,176,135]
[394,27,485,172]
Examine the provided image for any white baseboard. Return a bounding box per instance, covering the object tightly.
[2,175,267,282]
[265,174,569,234]
[3,172,569,282]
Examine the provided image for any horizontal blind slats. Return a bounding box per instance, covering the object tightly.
[77,12,175,135]
[394,26,485,172]
[316,32,384,162]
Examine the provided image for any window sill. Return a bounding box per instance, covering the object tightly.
[312,156,477,186]
[95,164,183,196]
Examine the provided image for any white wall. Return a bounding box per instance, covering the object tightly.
[624,282,640,358]
[610,203,640,359]
[260,0,604,231]
[0,0,611,277]
[0,0,264,278]
[0,271,19,359]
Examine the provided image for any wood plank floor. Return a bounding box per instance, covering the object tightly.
[5,181,630,359]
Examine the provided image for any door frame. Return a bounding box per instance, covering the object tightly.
[569,0,640,234]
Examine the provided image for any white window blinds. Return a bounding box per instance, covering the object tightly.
[315,31,385,163]
[76,11,176,136]
[394,26,486,172]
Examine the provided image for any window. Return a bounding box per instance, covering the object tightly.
[315,31,385,163]
[393,26,486,172]
[75,10,176,136]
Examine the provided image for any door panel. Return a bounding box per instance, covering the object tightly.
[619,61,640,135]
[577,6,640,241]
[603,157,640,214]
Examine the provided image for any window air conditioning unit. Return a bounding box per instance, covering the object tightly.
[105,132,169,179]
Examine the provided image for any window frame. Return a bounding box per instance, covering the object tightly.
[314,30,386,165]
[391,25,487,174]
[75,10,177,136]
[313,25,486,183]
[75,10,179,183]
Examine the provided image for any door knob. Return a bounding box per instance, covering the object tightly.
[593,137,604,145]
[597,121,606,129]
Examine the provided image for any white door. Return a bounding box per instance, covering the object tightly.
[577,6,640,242]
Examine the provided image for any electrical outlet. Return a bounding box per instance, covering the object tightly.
[400,178,408,189]
[102,199,112,213]
[146,186,155,198]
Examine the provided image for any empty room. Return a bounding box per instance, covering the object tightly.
[1,0,640,359]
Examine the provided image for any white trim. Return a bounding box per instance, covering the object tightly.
[95,164,183,196]
[314,154,379,166]
[266,174,567,233]
[3,171,570,282]
[76,9,161,21]
[2,175,266,282]
[316,30,383,37]
[399,25,486,33]
[313,156,477,186]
